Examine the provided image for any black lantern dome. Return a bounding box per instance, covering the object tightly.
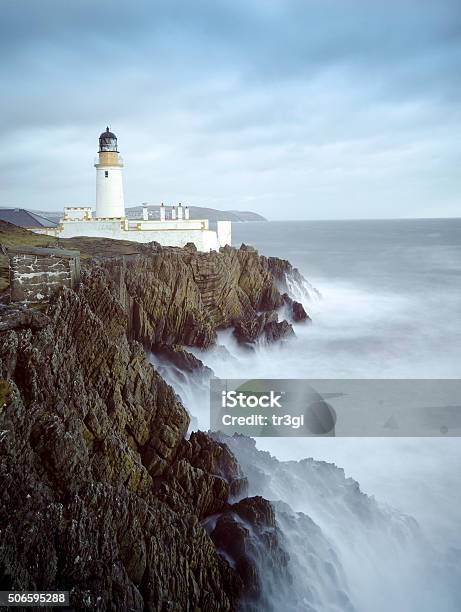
[99,127,118,152]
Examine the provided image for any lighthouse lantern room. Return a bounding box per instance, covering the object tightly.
[95,127,125,218]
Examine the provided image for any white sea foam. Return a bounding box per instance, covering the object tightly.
[151,219,461,611]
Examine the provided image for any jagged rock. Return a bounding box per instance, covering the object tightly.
[0,282,233,609]
[232,311,296,345]
[157,432,248,518]
[0,261,292,610]
[152,343,213,377]
[0,304,50,331]
[183,242,198,252]
[0,241,309,609]
[98,243,301,349]
[233,311,281,345]
[282,292,293,306]
[266,256,309,299]
[282,293,310,323]
[292,300,310,322]
[233,315,266,344]
[210,496,290,601]
[264,319,295,343]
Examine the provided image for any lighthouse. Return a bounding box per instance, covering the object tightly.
[95,127,125,218]
[34,127,231,250]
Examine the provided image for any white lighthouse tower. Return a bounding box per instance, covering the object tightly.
[95,127,125,218]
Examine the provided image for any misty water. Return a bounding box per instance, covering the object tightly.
[151,219,461,611]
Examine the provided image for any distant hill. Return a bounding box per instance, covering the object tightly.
[224,209,267,222]
[0,205,267,223]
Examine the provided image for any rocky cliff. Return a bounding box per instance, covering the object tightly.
[88,242,308,351]
[0,242,304,610]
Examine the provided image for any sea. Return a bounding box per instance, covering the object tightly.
[153,218,461,611]
[230,219,461,540]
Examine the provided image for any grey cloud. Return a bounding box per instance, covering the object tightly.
[0,0,460,218]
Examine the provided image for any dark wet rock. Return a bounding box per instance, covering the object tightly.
[152,343,213,377]
[0,292,200,608]
[282,293,310,323]
[266,257,309,298]
[0,304,50,332]
[282,292,293,306]
[264,319,295,343]
[233,314,267,345]
[1,282,239,609]
[292,300,310,322]
[234,311,287,345]
[157,431,248,518]
[210,496,290,601]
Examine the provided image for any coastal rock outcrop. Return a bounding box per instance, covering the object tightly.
[0,243,297,610]
[282,293,311,323]
[233,311,295,345]
[99,242,308,350]
[209,496,290,606]
[152,343,212,377]
[157,431,249,518]
[292,300,309,322]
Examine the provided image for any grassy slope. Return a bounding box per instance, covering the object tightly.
[0,220,144,292]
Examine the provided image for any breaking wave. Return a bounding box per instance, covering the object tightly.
[150,259,461,611]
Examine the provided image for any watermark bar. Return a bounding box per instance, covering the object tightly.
[210,379,461,437]
[0,592,69,607]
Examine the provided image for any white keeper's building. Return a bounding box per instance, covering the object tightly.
[34,128,231,252]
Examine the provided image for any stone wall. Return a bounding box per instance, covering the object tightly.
[8,246,80,303]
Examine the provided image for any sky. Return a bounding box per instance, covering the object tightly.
[0,0,460,220]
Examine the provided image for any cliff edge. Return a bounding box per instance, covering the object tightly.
[0,238,307,610]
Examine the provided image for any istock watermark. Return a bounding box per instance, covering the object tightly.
[210,379,461,437]
[221,390,283,409]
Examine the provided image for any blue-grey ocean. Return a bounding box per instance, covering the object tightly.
[231,218,461,535]
[155,218,461,611]
[234,218,461,380]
